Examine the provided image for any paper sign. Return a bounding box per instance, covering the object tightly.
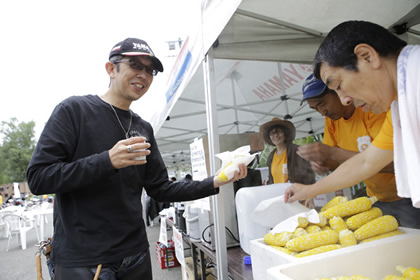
[172,226,185,267]
[190,137,208,180]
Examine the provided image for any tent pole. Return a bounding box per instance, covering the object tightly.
[203,48,229,279]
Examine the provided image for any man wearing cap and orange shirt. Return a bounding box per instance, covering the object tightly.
[27,38,247,279]
[297,74,420,229]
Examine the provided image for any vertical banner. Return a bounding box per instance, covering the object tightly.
[13,182,21,198]
[159,218,168,247]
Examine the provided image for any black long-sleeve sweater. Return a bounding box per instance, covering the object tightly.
[27,95,217,267]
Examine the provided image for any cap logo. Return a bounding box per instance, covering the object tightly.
[132,42,153,55]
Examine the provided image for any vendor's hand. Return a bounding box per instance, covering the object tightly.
[109,137,151,169]
[310,161,329,175]
[213,163,248,188]
[284,183,316,203]
[297,143,331,163]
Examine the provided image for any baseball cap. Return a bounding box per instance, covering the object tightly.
[301,73,327,105]
[109,38,163,73]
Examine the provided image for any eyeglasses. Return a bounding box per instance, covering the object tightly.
[114,59,158,76]
[269,128,284,136]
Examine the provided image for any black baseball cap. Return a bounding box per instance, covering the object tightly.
[109,38,164,73]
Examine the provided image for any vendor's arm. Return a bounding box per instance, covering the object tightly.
[284,144,393,203]
[298,143,394,174]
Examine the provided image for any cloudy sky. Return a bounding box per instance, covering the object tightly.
[0,0,198,140]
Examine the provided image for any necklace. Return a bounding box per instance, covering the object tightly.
[109,103,132,139]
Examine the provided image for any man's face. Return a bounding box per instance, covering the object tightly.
[319,61,393,114]
[112,56,154,101]
[307,93,347,121]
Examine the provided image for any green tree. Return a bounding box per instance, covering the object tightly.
[0,118,36,184]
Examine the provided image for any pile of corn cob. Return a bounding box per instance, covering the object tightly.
[383,265,420,279]
[264,196,403,257]
[316,265,420,280]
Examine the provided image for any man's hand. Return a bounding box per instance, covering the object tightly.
[108,137,151,169]
[310,161,330,175]
[213,163,248,188]
[297,143,332,163]
[284,183,317,203]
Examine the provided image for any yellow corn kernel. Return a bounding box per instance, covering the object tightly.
[321,195,349,212]
[286,230,338,252]
[396,265,420,279]
[383,275,408,280]
[354,215,398,241]
[346,207,383,230]
[351,275,373,280]
[305,225,322,234]
[338,229,357,247]
[298,216,309,228]
[321,225,332,231]
[293,227,307,237]
[358,229,404,244]
[268,245,297,256]
[264,231,293,247]
[295,244,341,257]
[329,216,348,233]
[321,196,378,219]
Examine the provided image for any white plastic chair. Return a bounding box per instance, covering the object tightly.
[1,213,39,251]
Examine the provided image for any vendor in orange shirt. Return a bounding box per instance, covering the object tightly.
[260,118,314,185]
[297,74,420,228]
[284,21,420,216]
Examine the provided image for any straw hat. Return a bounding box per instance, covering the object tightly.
[259,117,296,146]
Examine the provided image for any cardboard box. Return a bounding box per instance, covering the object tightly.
[251,227,420,280]
[156,241,179,269]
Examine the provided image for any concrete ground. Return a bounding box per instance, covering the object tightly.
[0,214,182,280]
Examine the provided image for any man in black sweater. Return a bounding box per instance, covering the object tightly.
[27,38,247,280]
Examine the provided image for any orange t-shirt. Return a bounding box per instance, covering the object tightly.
[323,108,399,202]
[372,109,394,150]
[271,149,288,183]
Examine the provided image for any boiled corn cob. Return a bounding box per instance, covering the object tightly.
[346,207,383,230]
[268,245,297,256]
[396,265,420,280]
[329,216,348,233]
[383,275,408,280]
[322,225,332,231]
[316,275,372,280]
[298,216,309,228]
[286,229,338,252]
[338,229,357,247]
[358,229,404,244]
[317,213,328,227]
[320,196,378,219]
[295,244,341,257]
[350,275,373,280]
[354,215,398,241]
[293,227,307,237]
[264,231,293,247]
[321,195,349,212]
[305,225,322,233]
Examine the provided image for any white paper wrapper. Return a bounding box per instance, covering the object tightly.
[215,145,257,182]
[250,194,312,229]
[270,208,320,233]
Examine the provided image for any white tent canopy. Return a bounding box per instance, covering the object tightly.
[143,0,420,171]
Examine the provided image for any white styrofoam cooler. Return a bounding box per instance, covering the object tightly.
[235,183,291,254]
[251,227,420,280]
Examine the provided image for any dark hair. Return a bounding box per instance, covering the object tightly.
[110,54,124,72]
[313,21,407,79]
